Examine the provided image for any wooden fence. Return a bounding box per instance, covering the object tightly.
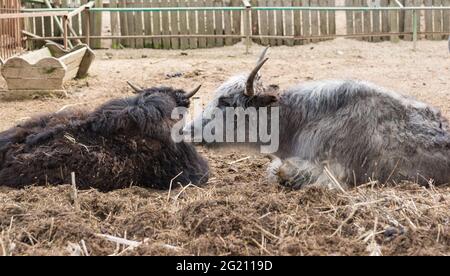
[20,0,450,51]
[345,0,450,41]
[0,0,23,60]
[251,0,336,46]
[108,0,243,49]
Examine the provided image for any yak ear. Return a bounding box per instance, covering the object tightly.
[249,94,278,107]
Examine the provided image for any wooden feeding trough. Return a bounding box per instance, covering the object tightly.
[0,42,95,100]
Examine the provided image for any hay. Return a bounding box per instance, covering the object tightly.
[0,150,448,256]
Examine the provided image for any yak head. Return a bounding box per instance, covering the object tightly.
[126,81,202,110]
[183,47,279,144]
[88,83,202,138]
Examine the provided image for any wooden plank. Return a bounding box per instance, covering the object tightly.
[354,0,363,40]
[4,54,55,69]
[404,0,413,41]
[268,0,277,46]
[424,0,433,40]
[118,0,129,47]
[293,0,302,45]
[56,0,67,38]
[43,9,52,41]
[243,0,251,51]
[72,8,80,39]
[170,0,180,49]
[67,1,95,18]
[363,0,371,41]
[223,0,233,46]
[161,0,171,49]
[381,0,389,40]
[152,0,162,49]
[319,0,328,40]
[444,0,450,39]
[198,0,207,48]
[205,0,215,47]
[35,16,43,38]
[215,0,224,46]
[187,0,198,48]
[251,0,260,44]
[414,0,421,34]
[179,0,189,50]
[399,0,405,37]
[59,48,87,66]
[301,0,310,44]
[2,66,65,79]
[25,2,36,49]
[91,0,103,48]
[259,0,269,46]
[110,0,120,48]
[283,0,294,46]
[80,0,87,44]
[134,0,144,48]
[231,0,241,44]
[310,0,319,43]
[143,0,152,48]
[389,0,400,42]
[328,0,336,36]
[64,66,82,81]
[275,0,283,45]
[77,46,95,78]
[433,0,443,40]
[15,48,52,64]
[372,0,381,42]
[6,78,64,90]
[125,0,136,48]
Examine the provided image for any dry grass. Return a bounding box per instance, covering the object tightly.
[0,151,448,256]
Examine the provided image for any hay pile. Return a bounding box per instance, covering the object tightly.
[0,151,449,256]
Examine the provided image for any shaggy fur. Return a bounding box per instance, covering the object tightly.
[186,64,450,188]
[272,80,450,187]
[0,87,209,191]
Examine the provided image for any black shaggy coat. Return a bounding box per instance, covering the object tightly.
[0,87,209,191]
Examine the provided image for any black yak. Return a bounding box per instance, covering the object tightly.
[184,47,450,190]
[0,84,209,191]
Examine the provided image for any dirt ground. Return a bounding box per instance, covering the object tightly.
[0,39,449,256]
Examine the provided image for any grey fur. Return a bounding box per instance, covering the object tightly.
[187,50,450,189]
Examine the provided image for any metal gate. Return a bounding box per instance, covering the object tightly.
[0,0,23,61]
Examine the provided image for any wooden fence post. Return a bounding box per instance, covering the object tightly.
[63,15,68,49]
[85,7,91,47]
[412,9,418,50]
[389,0,400,42]
[243,0,251,54]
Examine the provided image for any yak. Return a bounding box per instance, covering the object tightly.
[184,47,450,190]
[0,84,209,191]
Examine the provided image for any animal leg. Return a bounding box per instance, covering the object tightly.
[267,157,323,189]
[267,157,350,190]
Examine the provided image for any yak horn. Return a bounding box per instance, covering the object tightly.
[245,57,269,97]
[185,84,202,98]
[127,81,143,93]
[257,46,270,64]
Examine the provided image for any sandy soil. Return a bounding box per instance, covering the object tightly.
[0,39,449,256]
